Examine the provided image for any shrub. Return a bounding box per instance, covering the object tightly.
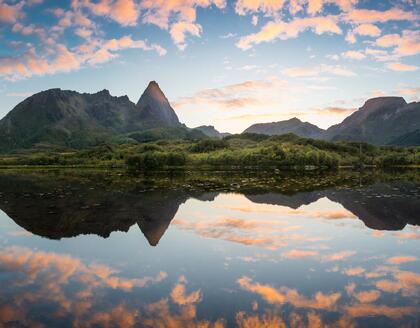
[190,139,228,153]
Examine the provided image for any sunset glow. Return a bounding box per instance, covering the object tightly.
[1,0,419,132]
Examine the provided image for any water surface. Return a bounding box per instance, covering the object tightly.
[0,170,419,327]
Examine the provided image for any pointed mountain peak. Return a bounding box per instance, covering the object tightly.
[143,81,166,99]
[137,81,181,127]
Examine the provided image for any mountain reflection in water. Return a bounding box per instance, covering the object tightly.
[0,170,418,327]
[0,172,418,243]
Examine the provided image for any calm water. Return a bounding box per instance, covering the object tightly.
[0,170,419,327]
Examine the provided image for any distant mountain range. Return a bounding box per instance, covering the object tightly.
[194,125,231,139]
[243,97,420,146]
[0,82,419,152]
[244,117,324,139]
[0,81,207,151]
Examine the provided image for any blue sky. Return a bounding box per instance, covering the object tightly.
[0,0,419,132]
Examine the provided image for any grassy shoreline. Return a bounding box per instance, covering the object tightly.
[0,133,419,172]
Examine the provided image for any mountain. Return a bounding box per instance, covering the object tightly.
[241,98,420,146]
[389,129,420,146]
[0,82,184,151]
[193,125,231,139]
[137,81,181,128]
[243,117,325,139]
[324,97,420,145]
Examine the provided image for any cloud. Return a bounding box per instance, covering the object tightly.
[386,62,418,72]
[12,23,45,38]
[174,77,290,111]
[236,0,358,16]
[353,290,381,303]
[170,21,202,50]
[252,15,258,26]
[386,256,417,265]
[376,30,420,57]
[235,0,286,15]
[172,215,299,250]
[84,35,167,64]
[237,16,341,50]
[283,249,318,258]
[238,276,341,310]
[352,23,381,37]
[343,267,365,276]
[314,107,356,115]
[342,50,365,60]
[283,64,356,77]
[0,246,171,327]
[369,266,420,297]
[0,36,166,80]
[220,32,236,39]
[72,0,139,26]
[344,8,416,24]
[235,311,287,328]
[396,87,420,96]
[345,303,419,319]
[140,0,226,49]
[322,250,356,262]
[171,277,202,305]
[364,48,397,62]
[0,1,23,24]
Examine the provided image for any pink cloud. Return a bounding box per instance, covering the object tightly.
[170,21,202,50]
[0,1,23,24]
[73,0,139,26]
[353,23,381,37]
[282,64,356,77]
[0,36,166,80]
[343,267,365,276]
[283,249,318,258]
[345,8,416,24]
[140,0,226,49]
[237,16,341,50]
[376,30,420,57]
[386,256,417,265]
[342,50,365,60]
[322,250,356,262]
[238,276,341,310]
[386,62,418,72]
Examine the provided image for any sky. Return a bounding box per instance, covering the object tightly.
[0,0,419,133]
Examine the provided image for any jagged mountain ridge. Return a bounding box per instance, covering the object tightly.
[193,125,231,139]
[243,117,325,139]
[241,97,420,145]
[324,97,420,144]
[0,81,183,151]
[1,84,419,151]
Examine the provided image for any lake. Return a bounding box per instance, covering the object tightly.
[0,170,419,327]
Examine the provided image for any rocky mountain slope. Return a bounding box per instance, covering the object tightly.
[0,81,183,151]
[324,97,420,145]
[243,117,325,139]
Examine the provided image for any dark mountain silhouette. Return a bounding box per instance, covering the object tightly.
[193,125,231,139]
[1,89,419,152]
[241,97,420,145]
[388,129,420,146]
[137,81,182,128]
[0,82,184,152]
[246,182,420,230]
[243,118,325,139]
[0,173,418,245]
[324,97,420,145]
[0,173,189,245]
